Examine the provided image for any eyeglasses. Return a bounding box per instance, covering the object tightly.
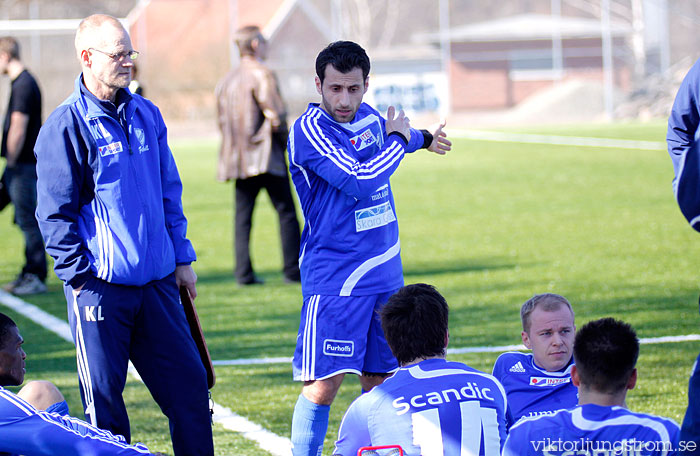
[89,48,139,61]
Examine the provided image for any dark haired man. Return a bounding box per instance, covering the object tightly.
[0,312,157,455]
[332,284,507,455]
[503,318,680,456]
[0,36,47,295]
[287,41,451,456]
[492,293,578,428]
[215,25,301,285]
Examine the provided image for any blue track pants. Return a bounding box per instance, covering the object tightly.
[64,272,214,455]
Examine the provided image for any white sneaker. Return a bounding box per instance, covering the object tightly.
[12,273,47,295]
[2,273,24,292]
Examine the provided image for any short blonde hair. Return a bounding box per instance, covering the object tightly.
[520,293,574,333]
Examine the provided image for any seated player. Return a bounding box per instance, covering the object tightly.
[0,312,156,455]
[503,317,679,455]
[492,293,578,428]
[333,283,507,455]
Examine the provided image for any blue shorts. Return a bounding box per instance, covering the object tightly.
[293,290,399,381]
[46,400,70,416]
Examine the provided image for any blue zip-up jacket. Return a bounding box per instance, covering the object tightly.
[668,58,700,231]
[35,75,196,288]
[288,103,424,297]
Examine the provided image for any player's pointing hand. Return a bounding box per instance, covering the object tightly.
[427,119,451,155]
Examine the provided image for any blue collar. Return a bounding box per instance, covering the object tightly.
[78,75,132,119]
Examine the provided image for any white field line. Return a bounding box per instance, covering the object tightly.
[0,290,292,456]
[449,129,666,151]
[212,334,700,364]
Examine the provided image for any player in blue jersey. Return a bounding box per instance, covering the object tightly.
[0,312,157,455]
[333,283,507,456]
[503,318,680,456]
[492,293,578,429]
[288,41,452,456]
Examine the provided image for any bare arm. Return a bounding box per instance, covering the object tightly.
[5,111,29,166]
[426,120,451,155]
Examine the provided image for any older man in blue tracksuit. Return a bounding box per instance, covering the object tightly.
[668,57,700,455]
[33,15,213,455]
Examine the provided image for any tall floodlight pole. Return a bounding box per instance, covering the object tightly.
[439,0,451,118]
[601,0,614,120]
[551,0,563,80]
[29,0,40,67]
[631,0,646,80]
[658,0,670,74]
[137,1,148,64]
[331,0,342,41]
[228,0,238,67]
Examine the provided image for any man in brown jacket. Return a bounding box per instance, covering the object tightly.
[216,25,301,285]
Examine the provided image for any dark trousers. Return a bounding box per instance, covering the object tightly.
[235,173,301,282]
[64,273,214,456]
[6,164,47,281]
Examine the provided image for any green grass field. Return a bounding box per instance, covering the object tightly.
[1,119,699,455]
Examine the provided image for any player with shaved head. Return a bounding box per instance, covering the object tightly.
[492,293,579,429]
[34,14,213,455]
[0,312,160,455]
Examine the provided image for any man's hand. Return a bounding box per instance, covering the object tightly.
[385,106,411,143]
[175,264,197,300]
[427,120,451,155]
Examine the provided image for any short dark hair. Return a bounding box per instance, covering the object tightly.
[315,41,370,85]
[0,313,17,350]
[0,36,20,60]
[573,317,639,394]
[520,293,574,333]
[380,284,448,365]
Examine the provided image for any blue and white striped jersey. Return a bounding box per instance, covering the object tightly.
[288,103,424,297]
[333,358,508,456]
[503,403,680,456]
[492,351,578,429]
[0,386,153,455]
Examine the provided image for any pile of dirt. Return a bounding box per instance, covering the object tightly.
[614,57,694,121]
[505,79,615,124]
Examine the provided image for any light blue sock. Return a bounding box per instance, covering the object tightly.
[291,394,330,456]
